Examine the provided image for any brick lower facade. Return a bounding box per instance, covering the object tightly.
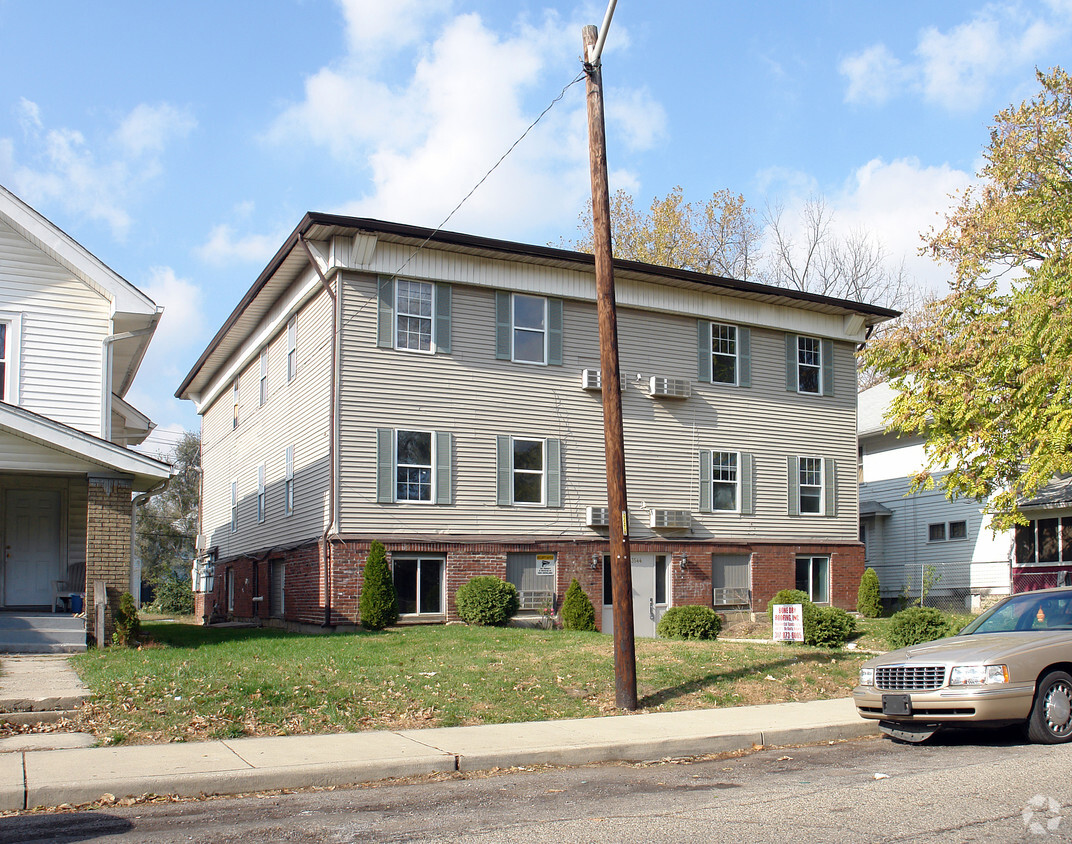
[85,475,134,646]
[201,537,864,629]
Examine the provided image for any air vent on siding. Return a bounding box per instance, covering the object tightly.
[586,506,610,527]
[648,376,690,399]
[649,509,691,530]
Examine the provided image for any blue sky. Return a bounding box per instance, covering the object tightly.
[1,0,1068,456]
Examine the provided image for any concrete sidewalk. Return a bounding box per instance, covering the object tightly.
[0,697,879,812]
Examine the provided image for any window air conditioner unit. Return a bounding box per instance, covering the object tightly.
[195,533,209,553]
[585,506,610,527]
[581,369,623,391]
[648,376,690,399]
[649,509,691,530]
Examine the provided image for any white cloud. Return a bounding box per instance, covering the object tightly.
[268,2,657,239]
[839,2,1070,110]
[196,222,283,266]
[0,100,196,240]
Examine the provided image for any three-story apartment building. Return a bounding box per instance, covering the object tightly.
[178,215,896,634]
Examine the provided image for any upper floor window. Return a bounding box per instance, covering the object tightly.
[230,480,238,533]
[699,450,755,514]
[929,520,968,542]
[287,315,298,382]
[0,312,21,405]
[495,291,562,366]
[259,349,268,407]
[257,464,266,523]
[232,378,240,429]
[377,276,451,354]
[376,428,453,504]
[785,334,833,396]
[496,435,562,506]
[787,455,837,517]
[697,321,751,387]
[0,321,7,403]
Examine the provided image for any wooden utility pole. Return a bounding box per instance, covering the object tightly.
[582,21,636,711]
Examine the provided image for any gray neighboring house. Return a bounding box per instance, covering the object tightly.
[179,215,897,635]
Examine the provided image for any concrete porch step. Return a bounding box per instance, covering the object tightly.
[0,614,86,654]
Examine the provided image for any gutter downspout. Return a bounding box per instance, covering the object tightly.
[132,477,171,608]
[298,234,338,628]
[102,327,156,442]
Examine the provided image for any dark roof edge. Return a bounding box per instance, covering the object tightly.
[176,213,901,398]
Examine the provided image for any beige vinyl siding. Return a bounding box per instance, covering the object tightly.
[200,287,333,558]
[0,219,110,436]
[338,272,859,542]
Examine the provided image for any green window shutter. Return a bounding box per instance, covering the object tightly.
[738,327,751,388]
[821,339,834,396]
[435,431,452,505]
[699,450,712,512]
[787,456,799,516]
[785,334,796,391]
[697,321,712,382]
[741,452,755,515]
[376,428,394,503]
[496,435,512,505]
[495,291,511,360]
[824,457,838,517]
[435,283,452,354]
[546,438,562,507]
[548,298,563,366]
[377,276,394,348]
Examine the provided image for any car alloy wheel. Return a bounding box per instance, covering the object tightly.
[1028,671,1072,744]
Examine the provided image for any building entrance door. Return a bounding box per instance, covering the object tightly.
[4,489,61,607]
[601,553,669,638]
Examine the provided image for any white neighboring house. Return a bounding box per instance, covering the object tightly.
[858,382,1013,608]
[0,183,171,645]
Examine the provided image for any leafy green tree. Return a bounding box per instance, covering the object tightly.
[136,430,200,595]
[863,67,1072,528]
[359,541,397,630]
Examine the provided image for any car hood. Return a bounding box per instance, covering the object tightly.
[865,631,1072,666]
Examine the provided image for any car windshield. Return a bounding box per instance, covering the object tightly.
[960,591,1072,635]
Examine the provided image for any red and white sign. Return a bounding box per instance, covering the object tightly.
[772,604,804,642]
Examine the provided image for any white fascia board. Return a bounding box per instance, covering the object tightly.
[0,403,171,483]
[0,183,159,317]
[193,264,327,415]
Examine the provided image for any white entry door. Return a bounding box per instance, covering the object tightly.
[602,553,669,638]
[4,489,61,607]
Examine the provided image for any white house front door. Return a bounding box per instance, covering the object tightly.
[602,553,669,638]
[4,489,61,607]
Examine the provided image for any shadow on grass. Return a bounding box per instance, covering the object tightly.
[638,652,853,708]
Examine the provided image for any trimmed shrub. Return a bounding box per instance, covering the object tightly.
[359,541,398,631]
[809,605,856,648]
[151,573,195,615]
[766,589,811,618]
[886,606,952,649]
[561,579,596,631]
[656,605,723,640]
[856,567,882,618]
[113,592,140,646]
[455,576,520,626]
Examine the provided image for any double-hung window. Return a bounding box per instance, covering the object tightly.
[495,291,562,365]
[286,316,297,382]
[257,464,266,523]
[697,321,750,386]
[699,450,755,514]
[230,480,238,533]
[376,429,453,504]
[0,321,7,402]
[496,435,562,507]
[377,276,451,354]
[232,378,240,429]
[0,312,21,404]
[788,456,837,517]
[259,349,268,407]
[786,334,833,395]
[284,446,294,516]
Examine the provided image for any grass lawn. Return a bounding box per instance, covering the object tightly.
[65,621,869,746]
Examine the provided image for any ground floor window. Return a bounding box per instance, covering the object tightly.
[393,556,444,615]
[1016,517,1072,565]
[795,555,829,604]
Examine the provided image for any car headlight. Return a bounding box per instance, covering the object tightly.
[859,667,875,686]
[949,664,1010,686]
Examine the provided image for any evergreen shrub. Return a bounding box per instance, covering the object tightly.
[656,605,723,640]
[560,578,596,631]
[455,576,520,626]
[359,540,398,631]
[113,592,140,646]
[887,606,952,649]
[856,567,882,618]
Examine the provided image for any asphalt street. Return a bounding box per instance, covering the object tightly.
[2,730,1069,843]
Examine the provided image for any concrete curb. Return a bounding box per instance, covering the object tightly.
[1,698,880,812]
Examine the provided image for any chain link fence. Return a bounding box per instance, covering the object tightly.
[896,560,1011,614]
